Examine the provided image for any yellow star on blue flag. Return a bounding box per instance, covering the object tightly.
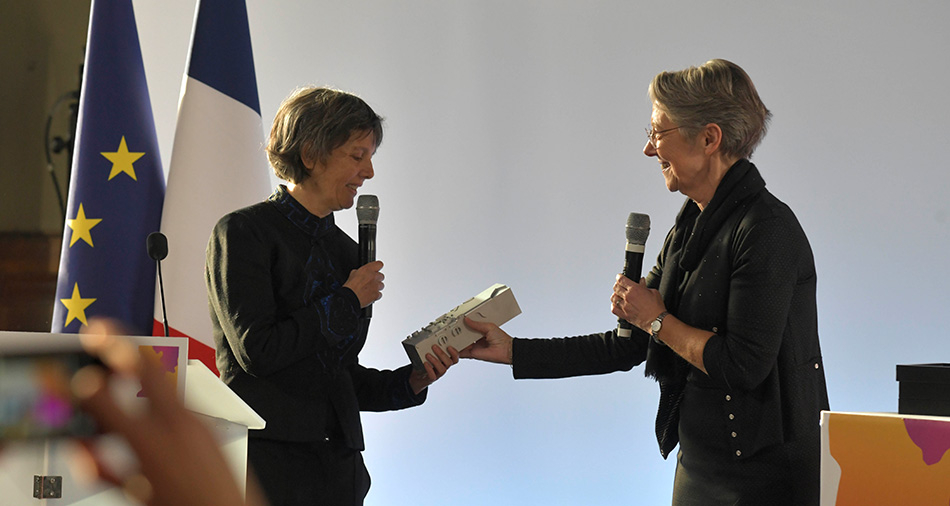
[66,203,103,247]
[101,135,145,180]
[60,283,97,327]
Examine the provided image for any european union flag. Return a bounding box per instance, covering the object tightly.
[51,0,165,335]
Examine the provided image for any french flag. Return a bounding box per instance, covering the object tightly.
[154,0,271,374]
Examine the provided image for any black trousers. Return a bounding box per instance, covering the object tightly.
[248,437,371,506]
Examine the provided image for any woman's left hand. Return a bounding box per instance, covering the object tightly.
[611,274,667,332]
[408,344,460,394]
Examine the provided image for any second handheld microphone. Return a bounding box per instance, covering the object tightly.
[617,212,650,338]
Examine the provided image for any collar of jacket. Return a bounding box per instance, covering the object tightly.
[268,184,336,239]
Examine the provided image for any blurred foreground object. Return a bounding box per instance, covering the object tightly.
[0,320,266,505]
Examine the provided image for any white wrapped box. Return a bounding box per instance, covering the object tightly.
[402,284,521,369]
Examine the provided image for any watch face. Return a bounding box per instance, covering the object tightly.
[651,320,661,333]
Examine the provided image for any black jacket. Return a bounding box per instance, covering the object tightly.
[513,160,828,463]
[206,186,424,449]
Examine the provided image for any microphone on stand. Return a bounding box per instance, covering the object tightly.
[146,231,170,337]
[356,195,379,319]
[617,213,650,338]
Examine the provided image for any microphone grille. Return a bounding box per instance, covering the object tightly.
[625,213,650,245]
[146,231,168,261]
[356,194,379,225]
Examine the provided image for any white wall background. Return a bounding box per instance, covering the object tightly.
[132,1,950,504]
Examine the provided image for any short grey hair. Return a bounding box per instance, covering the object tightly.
[649,59,771,160]
[267,87,383,184]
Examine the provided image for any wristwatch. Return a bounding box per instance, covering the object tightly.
[650,311,670,339]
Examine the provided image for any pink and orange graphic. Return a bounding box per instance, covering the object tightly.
[827,412,950,505]
[137,345,179,396]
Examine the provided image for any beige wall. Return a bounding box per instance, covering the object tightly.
[0,0,90,234]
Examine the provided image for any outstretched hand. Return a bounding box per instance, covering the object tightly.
[459,317,513,365]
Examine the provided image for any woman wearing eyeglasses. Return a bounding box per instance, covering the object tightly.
[463,59,828,505]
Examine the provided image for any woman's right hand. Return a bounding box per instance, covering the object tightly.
[343,260,385,308]
[460,317,513,365]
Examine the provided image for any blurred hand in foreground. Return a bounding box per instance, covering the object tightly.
[73,318,267,506]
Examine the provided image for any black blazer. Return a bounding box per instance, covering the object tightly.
[206,188,424,449]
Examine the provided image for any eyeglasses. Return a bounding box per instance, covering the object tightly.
[645,125,681,148]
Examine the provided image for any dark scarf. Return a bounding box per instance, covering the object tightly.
[645,159,766,458]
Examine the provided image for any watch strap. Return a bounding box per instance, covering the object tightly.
[651,311,670,342]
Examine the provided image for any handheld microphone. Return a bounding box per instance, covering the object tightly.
[617,213,650,338]
[356,195,379,319]
[146,231,170,337]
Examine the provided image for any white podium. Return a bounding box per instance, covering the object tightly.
[0,331,264,505]
[184,359,265,497]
